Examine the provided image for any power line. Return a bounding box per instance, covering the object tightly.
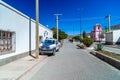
[60,17,104,22]
[111,19,120,23]
[82,17,104,20]
[60,17,120,22]
[102,18,120,26]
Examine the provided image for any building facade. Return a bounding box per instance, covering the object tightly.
[106,30,120,44]
[0,1,53,65]
[90,24,102,42]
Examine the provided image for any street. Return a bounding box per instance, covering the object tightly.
[24,40,120,80]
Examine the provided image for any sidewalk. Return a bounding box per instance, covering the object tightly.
[103,46,120,54]
[0,54,47,80]
[88,42,120,54]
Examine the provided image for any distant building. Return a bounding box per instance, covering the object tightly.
[90,24,103,41]
[111,24,120,30]
[105,24,120,44]
[106,30,120,44]
[102,24,120,33]
[91,24,120,44]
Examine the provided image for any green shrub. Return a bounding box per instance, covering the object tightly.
[79,37,83,43]
[95,44,103,51]
[69,38,73,42]
[82,38,93,47]
[73,36,80,40]
[72,36,83,42]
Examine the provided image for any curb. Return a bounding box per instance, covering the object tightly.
[90,51,120,70]
[0,50,35,66]
[16,56,47,80]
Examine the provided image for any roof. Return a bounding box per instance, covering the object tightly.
[111,24,120,30]
[103,24,120,33]
[95,24,101,26]
[46,38,57,41]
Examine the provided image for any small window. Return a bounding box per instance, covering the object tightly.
[0,30,16,55]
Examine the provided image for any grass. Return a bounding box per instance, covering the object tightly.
[98,50,120,60]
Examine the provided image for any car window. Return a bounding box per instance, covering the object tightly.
[44,40,55,44]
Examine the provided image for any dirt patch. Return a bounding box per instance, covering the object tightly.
[98,50,120,60]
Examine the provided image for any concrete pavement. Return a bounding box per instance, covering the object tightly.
[29,40,120,80]
[0,54,47,80]
[103,46,120,54]
[0,40,120,80]
[88,42,120,54]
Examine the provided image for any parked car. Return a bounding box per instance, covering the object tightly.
[39,39,60,55]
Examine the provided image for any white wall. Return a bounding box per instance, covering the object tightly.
[105,32,113,43]
[113,30,120,43]
[30,20,36,51]
[30,20,53,51]
[0,2,29,54]
[106,30,120,44]
[0,1,53,59]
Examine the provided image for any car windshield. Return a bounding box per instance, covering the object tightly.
[44,40,55,44]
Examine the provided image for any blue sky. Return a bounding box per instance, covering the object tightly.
[2,0,120,35]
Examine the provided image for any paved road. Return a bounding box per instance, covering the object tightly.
[29,40,120,80]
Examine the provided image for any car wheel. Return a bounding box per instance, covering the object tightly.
[56,49,59,52]
[52,49,56,56]
[39,52,42,55]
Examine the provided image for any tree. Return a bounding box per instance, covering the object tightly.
[83,31,87,38]
[73,36,80,40]
[51,27,68,40]
[72,36,83,42]
[51,27,57,38]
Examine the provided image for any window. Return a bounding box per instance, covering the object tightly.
[44,40,55,44]
[0,30,15,55]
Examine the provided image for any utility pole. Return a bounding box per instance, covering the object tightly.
[98,25,101,43]
[73,26,74,36]
[108,15,111,31]
[105,14,111,32]
[80,15,82,37]
[54,14,62,41]
[35,0,39,59]
[77,8,83,37]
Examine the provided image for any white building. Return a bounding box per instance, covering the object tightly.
[0,0,53,65]
[106,30,120,44]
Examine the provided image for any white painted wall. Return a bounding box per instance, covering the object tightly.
[0,2,29,54]
[30,20,53,51]
[105,32,113,43]
[0,1,53,59]
[105,30,120,44]
[30,20,36,51]
[113,30,120,43]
